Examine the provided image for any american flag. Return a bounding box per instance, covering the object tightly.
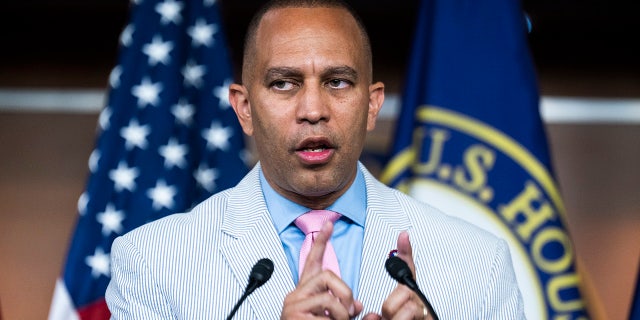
[48,0,248,318]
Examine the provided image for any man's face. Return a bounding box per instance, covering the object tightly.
[230,7,384,208]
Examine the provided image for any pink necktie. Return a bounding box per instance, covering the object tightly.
[294,210,342,279]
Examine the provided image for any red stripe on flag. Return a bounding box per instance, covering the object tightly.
[77,298,110,320]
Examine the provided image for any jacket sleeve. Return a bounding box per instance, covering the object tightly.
[106,235,174,319]
[480,239,526,319]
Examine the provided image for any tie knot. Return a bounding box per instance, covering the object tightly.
[294,210,341,235]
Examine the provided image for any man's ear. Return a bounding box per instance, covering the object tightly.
[366,81,385,131]
[229,83,254,136]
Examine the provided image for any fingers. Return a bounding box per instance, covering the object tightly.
[361,313,382,320]
[282,221,362,319]
[396,231,416,279]
[299,221,332,284]
[372,231,426,319]
[396,231,412,257]
[380,285,425,319]
[283,291,352,319]
[283,273,360,319]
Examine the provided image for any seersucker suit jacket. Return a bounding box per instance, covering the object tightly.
[106,163,525,319]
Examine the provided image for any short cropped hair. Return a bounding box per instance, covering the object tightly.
[241,0,373,84]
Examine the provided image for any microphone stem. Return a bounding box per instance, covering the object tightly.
[414,288,439,320]
[226,283,257,320]
[226,293,248,320]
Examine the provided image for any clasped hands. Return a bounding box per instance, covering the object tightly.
[281,222,432,319]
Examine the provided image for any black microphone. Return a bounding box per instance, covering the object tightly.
[385,256,440,320]
[226,258,274,320]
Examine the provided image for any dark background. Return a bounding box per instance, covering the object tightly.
[1,0,639,97]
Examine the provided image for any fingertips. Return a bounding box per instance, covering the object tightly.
[381,286,422,319]
[353,299,364,317]
[383,285,414,312]
[300,221,334,282]
[361,313,382,320]
[396,231,412,257]
[327,278,358,316]
[314,291,351,319]
[311,221,332,253]
[396,231,417,276]
[318,220,333,241]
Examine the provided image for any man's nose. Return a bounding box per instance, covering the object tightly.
[296,85,329,124]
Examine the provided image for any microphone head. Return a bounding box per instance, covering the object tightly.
[249,258,274,285]
[385,256,414,286]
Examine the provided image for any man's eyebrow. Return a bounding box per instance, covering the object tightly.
[321,66,359,80]
[264,67,303,80]
[263,66,359,82]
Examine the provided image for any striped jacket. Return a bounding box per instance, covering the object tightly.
[106,163,524,319]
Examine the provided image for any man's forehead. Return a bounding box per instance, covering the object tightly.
[255,8,362,55]
[261,6,352,23]
[257,7,358,39]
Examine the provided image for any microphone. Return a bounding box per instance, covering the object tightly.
[385,256,440,320]
[226,258,274,320]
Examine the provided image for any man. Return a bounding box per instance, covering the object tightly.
[106,0,525,319]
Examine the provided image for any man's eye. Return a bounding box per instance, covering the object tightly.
[327,79,350,89]
[271,80,294,91]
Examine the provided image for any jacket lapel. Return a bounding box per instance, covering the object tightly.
[219,165,295,319]
[357,166,415,315]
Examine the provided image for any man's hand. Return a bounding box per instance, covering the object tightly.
[362,231,433,320]
[281,221,363,319]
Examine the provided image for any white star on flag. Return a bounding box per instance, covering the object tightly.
[121,119,151,150]
[85,248,110,278]
[99,106,112,131]
[109,161,139,192]
[182,60,206,88]
[213,79,232,109]
[120,24,134,47]
[156,0,183,25]
[194,164,219,192]
[188,19,217,47]
[132,77,163,108]
[88,149,100,173]
[147,180,177,210]
[143,35,174,66]
[109,66,122,89]
[159,138,188,168]
[171,99,195,126]
[77,192,89,216]
[96,203,125,236]
[202,122,232,151]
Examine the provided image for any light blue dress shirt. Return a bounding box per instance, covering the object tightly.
[259,168,366,299]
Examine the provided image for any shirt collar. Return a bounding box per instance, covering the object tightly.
[260,167,367,234]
